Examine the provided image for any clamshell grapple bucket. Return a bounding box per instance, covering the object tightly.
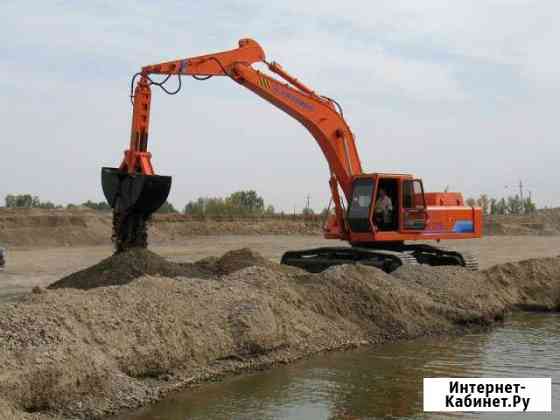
[101,167,171,215]
[101,167,171,252]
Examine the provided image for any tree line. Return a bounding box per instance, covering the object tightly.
[183,190,275,217]
[7,191,535,217]
[4,194,111,211]
[2,190,274,216]
[466,194,536,216]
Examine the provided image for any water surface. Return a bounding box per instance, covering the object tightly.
[112,313,559,419]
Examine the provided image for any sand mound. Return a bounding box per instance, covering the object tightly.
[48,248,189,290]
[209,247,278,275]
[47,247,279,291]
[482,257,560,310]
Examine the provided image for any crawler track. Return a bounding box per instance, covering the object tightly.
[281,244,479,273]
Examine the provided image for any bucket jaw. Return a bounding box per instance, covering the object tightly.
[101,167,172,252]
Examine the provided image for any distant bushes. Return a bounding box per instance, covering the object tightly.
[4,194,110,211]
[5,194,59,209]
[466,194,537,216]
[184,190,273,218]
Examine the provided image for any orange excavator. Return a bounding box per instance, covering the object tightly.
[102,39,482,272]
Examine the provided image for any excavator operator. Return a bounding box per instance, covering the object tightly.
[375,189,393,229]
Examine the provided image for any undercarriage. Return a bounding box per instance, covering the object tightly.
[280,243,479,273]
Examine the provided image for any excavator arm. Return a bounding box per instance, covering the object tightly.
[125,39,361,198]
[103,39,362,251]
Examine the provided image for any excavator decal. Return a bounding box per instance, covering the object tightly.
[270,84,315,111]
[258,76,271,89]
[102,39,482,272]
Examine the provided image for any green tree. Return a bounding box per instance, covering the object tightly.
[157,201,178,213]
[205,198,228,217]
[302,207,315,216]
[489,198,498,215]
[5,194,16,208]
[184,191,268,218]
[496,198,507,215]
[184,198,206,217]
[227,190,264,215]
[5,194,54,209]
[523,197,536,214]
[265,205,275,215]
[476,194,490,215]
[82,200,111,211]
[38,201,56,209]
[507,195,523,215]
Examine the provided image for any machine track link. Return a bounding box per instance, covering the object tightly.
[461,251,480,271]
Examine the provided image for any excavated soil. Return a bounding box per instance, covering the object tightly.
[47,248,279,290]
[1,250,560,420]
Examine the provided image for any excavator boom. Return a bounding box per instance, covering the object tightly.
[103,39,362,250]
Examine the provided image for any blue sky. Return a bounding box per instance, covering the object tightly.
[1,1,558,210]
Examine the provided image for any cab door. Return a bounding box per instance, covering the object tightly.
[402,179,427,230]
[347,178,375,233]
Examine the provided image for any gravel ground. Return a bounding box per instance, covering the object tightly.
[0,247,559,420]
[2,235,560,303]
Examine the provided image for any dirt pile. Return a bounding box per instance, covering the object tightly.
[151,214,321,239]
[1,251,559,420]
[482,257,560,310]
[47,248,190,290]
[47,247,279,290]
[0,208,111,248]
[485,208,560,236]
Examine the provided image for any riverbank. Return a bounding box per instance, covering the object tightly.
[110,312,560,419]
[0,249,559,419]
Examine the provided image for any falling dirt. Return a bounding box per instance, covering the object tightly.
[1,249,559,420]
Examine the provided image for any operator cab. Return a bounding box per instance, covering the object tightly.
[347,175,427,234]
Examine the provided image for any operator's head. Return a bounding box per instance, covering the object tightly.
[379,188,386,197]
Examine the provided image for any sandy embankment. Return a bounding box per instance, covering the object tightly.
[0,209,321,248]
[0,249,559,419]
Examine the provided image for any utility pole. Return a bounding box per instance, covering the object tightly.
[519,180,524,202]
[305,194,311,212]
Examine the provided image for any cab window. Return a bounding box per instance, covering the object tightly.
[403,180,425,209]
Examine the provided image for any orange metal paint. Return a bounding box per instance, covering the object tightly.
[116,39,482,246]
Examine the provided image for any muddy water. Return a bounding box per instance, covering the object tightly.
[113,313,559,420]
